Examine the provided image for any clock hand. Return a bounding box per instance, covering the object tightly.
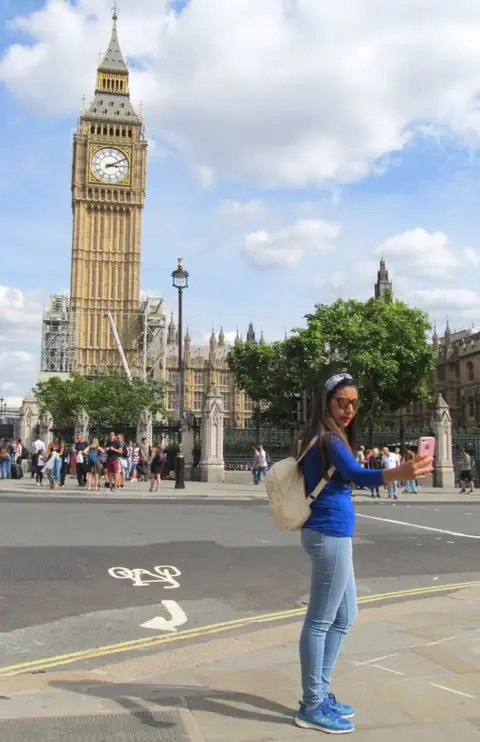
[106,157,128,169]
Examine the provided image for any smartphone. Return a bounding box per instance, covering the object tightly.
[417,436,435,462]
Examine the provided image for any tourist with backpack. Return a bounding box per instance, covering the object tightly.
[149,442,165,492]
[84,439,105,492]
[266,372,432,734]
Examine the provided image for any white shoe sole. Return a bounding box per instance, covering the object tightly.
[295,716,354,734]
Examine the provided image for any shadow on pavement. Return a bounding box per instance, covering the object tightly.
[51,679,294,727]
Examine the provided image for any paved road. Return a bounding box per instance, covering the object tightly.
[0,497,479,673]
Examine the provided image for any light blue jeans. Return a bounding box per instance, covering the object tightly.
[0,455,11,479]
[300,530,357,708]
[49,458,62,486]
[387,481,398,498]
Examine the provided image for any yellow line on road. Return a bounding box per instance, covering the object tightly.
[0,580,477,677]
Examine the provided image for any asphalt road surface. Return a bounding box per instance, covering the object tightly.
[1,495,480,673]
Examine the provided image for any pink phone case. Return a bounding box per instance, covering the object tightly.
[418,436,435,460]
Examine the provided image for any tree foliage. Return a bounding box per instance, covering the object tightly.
[34,371,166,430]
[228,298,434,427]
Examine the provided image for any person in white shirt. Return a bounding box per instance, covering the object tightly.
[382,447,399,499]
[258,445,268,481]
[31,438,45,479]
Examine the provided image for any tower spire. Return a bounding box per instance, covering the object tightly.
[98,5,128,75]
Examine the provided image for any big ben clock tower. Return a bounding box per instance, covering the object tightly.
[69,6,147,375]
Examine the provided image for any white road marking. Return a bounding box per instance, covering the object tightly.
[353,652,399,666]
[372,664,404,676]
[108,565,181,588]
[426,635,457,647]
[430,683,476,699]
[357,513,480,540]
[141,600,187,632]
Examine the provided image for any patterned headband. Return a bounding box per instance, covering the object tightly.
[324,373,354,395]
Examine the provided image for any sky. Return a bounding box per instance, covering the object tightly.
[3,0,480,406]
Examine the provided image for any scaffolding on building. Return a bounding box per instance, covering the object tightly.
[40,294,77,376]
[141,296,167,381]
[40,293,166,381]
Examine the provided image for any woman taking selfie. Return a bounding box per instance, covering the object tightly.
[295,373,432,734]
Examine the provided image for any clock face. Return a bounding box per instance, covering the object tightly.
[91,147,130,184]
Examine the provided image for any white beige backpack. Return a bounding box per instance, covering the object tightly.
[266,435,334,531]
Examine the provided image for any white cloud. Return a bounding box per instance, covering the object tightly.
[0,286,43,405]
[409,288,480,313]
[463,247,480,267]
[218,200,266,222]
[243,218,340,270]
[374,228,458,280]
[4,1,480,186]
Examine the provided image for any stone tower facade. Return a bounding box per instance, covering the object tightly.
[69,8,148,374]
[374,257,393,299]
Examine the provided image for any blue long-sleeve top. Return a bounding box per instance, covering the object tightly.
[301,433,384,537]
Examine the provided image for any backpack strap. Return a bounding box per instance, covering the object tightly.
[297,436,336,502]
[296,435,319,463]
[307,466,336,502]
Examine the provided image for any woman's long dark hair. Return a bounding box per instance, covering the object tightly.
[296,378,358,479]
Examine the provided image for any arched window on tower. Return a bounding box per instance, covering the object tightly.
[109,126,114,136]
[120,80,124,92]
[97,126,101,135]
[121,128,126,137]
[103,125,108,135]
[468,361,475,381]
[90,124,95,134]
[115,127,120,136]
[107,79,111,90]
[128,129,132,137]
[103,79,107,90]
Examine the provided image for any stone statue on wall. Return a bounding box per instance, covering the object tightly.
[74,409,89,440]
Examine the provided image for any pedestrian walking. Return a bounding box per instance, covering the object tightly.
[367,447,382,497]
[149,443,165,492]
[252,446,260,485]
[294,372,432,734]
[84,439,104,491]
[459,447,474,493]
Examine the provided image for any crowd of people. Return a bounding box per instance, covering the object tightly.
[355,445,420,498]
[0,433,168,492]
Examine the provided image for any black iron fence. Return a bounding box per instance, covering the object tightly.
[152,422,181,478]
[223,426,297,470]
[357,427,434,454]
[452,430,480,486]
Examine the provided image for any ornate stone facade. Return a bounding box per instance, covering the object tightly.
[165,319,262,428]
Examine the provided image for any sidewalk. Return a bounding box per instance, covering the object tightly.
[1,586,480,739]
[0,476,478,502]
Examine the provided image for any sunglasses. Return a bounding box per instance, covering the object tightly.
[333,396,360,412]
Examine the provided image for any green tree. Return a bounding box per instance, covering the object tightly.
[228,297,434,427]
[34,370,166,431]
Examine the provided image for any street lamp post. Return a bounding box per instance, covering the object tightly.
[172,258,189,490]
[0,397,6,423]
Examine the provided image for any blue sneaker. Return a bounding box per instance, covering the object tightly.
[327,693,355,719]
[295,700,355,734]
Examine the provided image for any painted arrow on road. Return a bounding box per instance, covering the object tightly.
[141,600,188,633]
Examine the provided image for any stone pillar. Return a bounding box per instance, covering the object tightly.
[19,391,39,452]
[40,412,54,448]
[137,407,153,448]
[433,394,455,488]
[74,409,89,440]
[199,382,225,483]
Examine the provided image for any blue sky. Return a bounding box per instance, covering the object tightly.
[2,0,480,404]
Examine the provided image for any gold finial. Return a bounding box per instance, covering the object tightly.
[112,1,119,22]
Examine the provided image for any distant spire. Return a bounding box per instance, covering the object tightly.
[167,313,176,344]
[235,328,242,347]
[374,256,392,300]
[185,327,191,344]
[246,321,256,344]
[259,329,266,345]
[218,327,226,346]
